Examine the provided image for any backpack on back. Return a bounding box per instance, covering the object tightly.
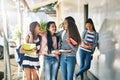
[14,46,24,67]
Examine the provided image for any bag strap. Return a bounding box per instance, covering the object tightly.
[56,36,59,49]
[36,35,41,53]
[61,30,66,40]
[82,30,87,39]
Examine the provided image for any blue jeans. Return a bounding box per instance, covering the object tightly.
[60,54,76,80]
[76,49,92,80]
[44,56,59,80]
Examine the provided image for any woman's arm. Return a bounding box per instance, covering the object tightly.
[83,44,93,49]
[38,33,48,55]
[26,33,33,43]
[92,33,99,49]
[56,30,64,37]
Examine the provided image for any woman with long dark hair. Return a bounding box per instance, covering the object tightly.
[60,16,81,80]
[74,18,99,80]
[40,21,60,80]
[20,21,41,80]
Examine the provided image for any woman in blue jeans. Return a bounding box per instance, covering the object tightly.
[40,21,60,80]
[74,18,99,80]
[59,16,81,80]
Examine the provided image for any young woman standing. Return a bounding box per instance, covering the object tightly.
[40,21,60,80]
[74,18,99,80]
[60,16,81,80]
[20,21,41,80]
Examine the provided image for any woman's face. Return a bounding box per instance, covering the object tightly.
[48,23,56,34]
[64,20,68,30]
[85,23,93,31]
[34,24,41,34]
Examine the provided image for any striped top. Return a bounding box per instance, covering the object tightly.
[33,35,41,54]
[80,31,95,52]
[22,35,41,69]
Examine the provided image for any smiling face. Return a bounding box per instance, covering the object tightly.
[34,24,41,35]
[48,23,56,35]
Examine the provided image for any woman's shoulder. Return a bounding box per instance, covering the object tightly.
[38,31,47,36]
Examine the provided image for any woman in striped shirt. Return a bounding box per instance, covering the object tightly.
[20,22,41,80]
[74,18,99,80]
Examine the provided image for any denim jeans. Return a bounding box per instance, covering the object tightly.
[60,54,76,80]
[76,49,92,80]
[44,56,59,80]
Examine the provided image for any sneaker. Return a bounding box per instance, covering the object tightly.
[73,74,77,80]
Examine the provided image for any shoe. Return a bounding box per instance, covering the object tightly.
[73,74,77,80]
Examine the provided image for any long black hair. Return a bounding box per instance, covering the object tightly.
[46,21,56,53]
[85,18,96,32]
[65,16,81,47]
[29,21,40,39]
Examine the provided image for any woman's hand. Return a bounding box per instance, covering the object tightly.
[28,32,33,37]
[55,50,61,55]
[31,48,37,52]
[25,48,37,54]
[39,31,46,36]
[38,52,43,56]
[26,32,33,43]
[20,46,37,54]
[66,38,71,44]
[83,44,93,49]
[89,44,93,48]
[55,50,60,61]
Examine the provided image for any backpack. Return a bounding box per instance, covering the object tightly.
[14,35,41,66]
[14,46,24,67]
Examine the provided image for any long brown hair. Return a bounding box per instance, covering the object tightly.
[65,16,81,47]
[29,21,40,39]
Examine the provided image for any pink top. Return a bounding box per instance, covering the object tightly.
[40,33,48,55]
[40,33,57,55]
[52,36,57,49]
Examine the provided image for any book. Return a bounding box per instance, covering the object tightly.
[51,50,72,53]
[69,38,78,45]
[22,43,36,51]
[59,49,72,53]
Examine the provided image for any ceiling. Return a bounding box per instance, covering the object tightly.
[23,0,57,10]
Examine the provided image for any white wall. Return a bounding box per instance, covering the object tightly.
[60,0,120,80]
[89,0,120,80]
[59,0,84,34]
